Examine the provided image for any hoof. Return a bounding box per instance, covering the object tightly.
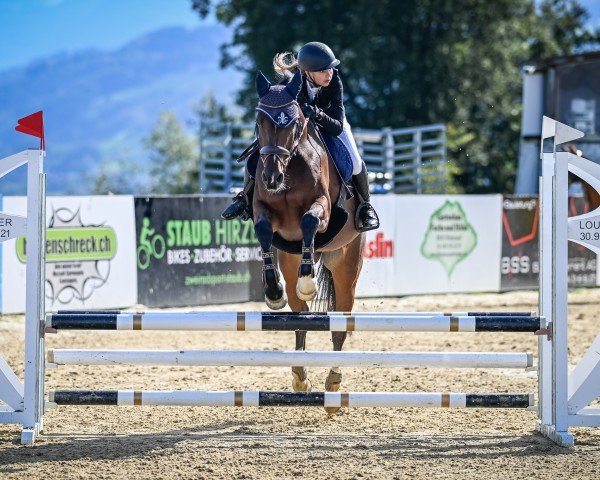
[292,369,312,392]
[296,275,317,301]
[325,369,342,392]
[265,291,287,310]
[325,406,341,416]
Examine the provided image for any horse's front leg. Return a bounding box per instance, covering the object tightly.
[254,204,286,310]
[296,196,329,301]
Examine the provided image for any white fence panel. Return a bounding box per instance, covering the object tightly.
[199,118,446,194]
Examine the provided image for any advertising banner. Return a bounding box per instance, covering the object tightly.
[500,195,597,290]
[134,196,263,307]
[397,195,503,295]
[1,196,137,313]
[356,195,398,297]
[500,196,539,290]
[358,195,503,296]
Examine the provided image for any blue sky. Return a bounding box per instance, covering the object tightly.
[0,0,210,70]
[0,0,598,72]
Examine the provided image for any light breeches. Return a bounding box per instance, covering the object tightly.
[338,118,363,175]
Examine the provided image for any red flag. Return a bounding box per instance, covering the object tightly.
[15,111,44,150]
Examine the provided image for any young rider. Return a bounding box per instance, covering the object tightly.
[222,41,379,232]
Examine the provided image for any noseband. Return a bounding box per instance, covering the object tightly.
[259,145,291,157]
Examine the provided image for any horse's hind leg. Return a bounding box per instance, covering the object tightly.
[324,236,365,414]
[254,206,286,310]
[292,331,311,392]
[279,250,312,392]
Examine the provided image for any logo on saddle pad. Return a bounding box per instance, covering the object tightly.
[420,200,477,278]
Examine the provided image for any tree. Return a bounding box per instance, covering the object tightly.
[191,0,599,193]
[88,152,148,195]
[144,111,199,194]
[193,88,238,122]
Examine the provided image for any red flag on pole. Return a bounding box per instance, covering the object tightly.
[15,111,45,150]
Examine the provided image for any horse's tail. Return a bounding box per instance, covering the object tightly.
[311,260,336,313]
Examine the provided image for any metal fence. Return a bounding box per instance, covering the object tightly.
[199,118,446,194]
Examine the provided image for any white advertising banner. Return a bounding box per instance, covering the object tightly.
[1,195,137,313]
[357,195,503,297]
[356,195,398,296]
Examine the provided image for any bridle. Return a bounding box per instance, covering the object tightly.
[256,100,308,169]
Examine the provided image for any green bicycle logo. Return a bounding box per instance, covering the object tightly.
[137,217,166,270]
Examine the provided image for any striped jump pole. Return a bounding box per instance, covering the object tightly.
[48,390,535,408]
[53,310,536,316]
[45,311,543,333]
[47,349,534,368]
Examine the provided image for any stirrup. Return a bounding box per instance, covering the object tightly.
[221,192,250,220]
[354,202,379,233]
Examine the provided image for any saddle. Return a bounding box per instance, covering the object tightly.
[240,122,353,254]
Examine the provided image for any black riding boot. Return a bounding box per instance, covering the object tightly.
[221,168,254,221]
[352,163,379,232]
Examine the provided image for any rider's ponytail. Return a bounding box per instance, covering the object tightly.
[273,52,298,79]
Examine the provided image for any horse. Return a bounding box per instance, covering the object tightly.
[250,69,365,413]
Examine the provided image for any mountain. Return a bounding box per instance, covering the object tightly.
[0,25,242,194]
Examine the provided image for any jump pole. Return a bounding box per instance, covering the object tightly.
[45,311,542,332]
[47,349,534,368]
[48,390,534,409]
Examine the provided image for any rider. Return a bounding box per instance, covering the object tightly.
[222,41,379,232]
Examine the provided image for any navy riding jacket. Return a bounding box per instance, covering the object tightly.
[296,68,345,136]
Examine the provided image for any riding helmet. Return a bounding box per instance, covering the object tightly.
[297,42,340,72]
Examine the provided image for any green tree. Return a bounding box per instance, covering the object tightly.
[192,0,598,193]
[88,153,148,194]
[144,111,199,194]
[194,88,237,122]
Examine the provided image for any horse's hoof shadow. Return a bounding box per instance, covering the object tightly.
[296,275,317,301]
[265,291,287,310]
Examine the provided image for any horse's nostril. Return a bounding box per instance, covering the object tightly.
[262,172,269,183]
[276,173,283,184]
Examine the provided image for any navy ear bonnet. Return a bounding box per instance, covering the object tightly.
[256,85,301,128]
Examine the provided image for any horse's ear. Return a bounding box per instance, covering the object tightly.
[256,71,271,98]
[285,69,302,99]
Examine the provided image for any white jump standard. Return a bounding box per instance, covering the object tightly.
[536,117,600,447]
[0,148,46,446]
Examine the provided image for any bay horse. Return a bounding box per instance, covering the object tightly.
[251,69,365,413]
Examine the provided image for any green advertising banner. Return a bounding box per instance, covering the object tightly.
[135,196,263,307]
